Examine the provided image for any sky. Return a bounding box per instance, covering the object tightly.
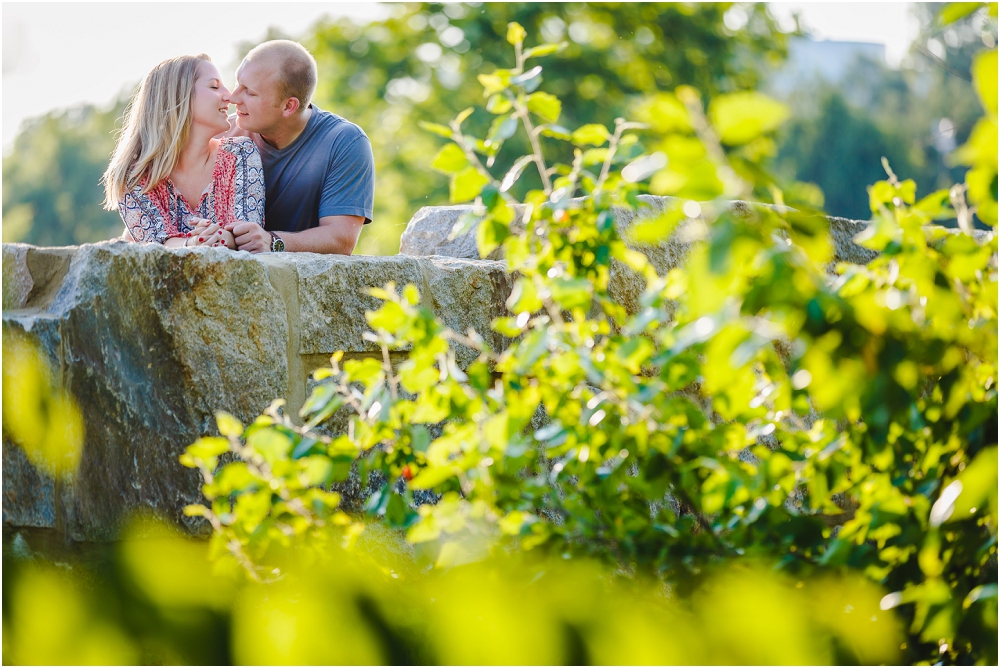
[2,2,923,153]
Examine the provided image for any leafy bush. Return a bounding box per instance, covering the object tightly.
[178,18,998,664]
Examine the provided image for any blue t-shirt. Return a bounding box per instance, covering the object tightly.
[250,105,375,232]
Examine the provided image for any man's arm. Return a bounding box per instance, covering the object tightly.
[226,215,364,254]
[278,215,364,254]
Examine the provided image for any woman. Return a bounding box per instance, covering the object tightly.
[102,54,264,248]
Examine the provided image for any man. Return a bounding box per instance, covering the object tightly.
[224,40,375,254]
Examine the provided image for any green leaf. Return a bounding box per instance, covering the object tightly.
[432,144,469,174]
[581,148,609,167]
[636,93,692,134]
[183,504,208,518]
[450,166,490,203]
[510,65,542,85]
[506,276,543,313]
[913,189,952,218]
[418,121,453,139]
[215,411,243,438]
[539,124,572,141]
[709,91,789,146]
[524,42,568,59]
[526,92,562,123]
[572,124,610,146]
[299,382,337,417]
[409,465,457,489]
[187,436,231,461]
[492,316,523,337]
[972,49,997,116]
[246,428,291,465]
[550,277,593,310]
[212,462,258,495]
[506,21,527,45]
[500,155,534,192]
[486,115,518,146]
[622,152,668,183]
[478,73,509,96]
[476,216,509,257]
[944,447,998,524]
[366,300,408,333]
[455,107,475,125]
[386,492,411,527]
[299,455,334,487]
[938,2,986,25]
[486,94,512,114]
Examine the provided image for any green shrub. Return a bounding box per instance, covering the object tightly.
[181,19,997,664]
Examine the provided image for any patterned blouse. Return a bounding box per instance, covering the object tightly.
[119,137,265,243]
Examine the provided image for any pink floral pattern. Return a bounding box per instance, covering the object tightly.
[119,137,264,243]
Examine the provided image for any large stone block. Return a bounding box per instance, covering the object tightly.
[398,195,880,270]
[398,197,908,321]
[2,244,33,310]
[2,241,513,540]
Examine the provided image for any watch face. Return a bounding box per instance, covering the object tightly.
[272,236,285,252]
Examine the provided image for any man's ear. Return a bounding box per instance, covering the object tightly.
[281,97,301,118]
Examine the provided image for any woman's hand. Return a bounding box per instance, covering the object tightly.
[185,219,231,248]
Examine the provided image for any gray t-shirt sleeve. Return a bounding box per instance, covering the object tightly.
[319,133,375,224]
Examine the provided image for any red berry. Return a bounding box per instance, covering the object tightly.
[402,465,413,481]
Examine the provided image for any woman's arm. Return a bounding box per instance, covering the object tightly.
[119,189,168,244]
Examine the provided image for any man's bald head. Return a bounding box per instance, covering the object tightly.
[243,40,318,109]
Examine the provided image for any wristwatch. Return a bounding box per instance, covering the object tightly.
[268,230,285,252]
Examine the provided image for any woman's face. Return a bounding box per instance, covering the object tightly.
[190,61,232,135]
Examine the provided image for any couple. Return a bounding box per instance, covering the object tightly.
[102,40,373,254]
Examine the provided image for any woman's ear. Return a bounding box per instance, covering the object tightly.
[282,97,301,118]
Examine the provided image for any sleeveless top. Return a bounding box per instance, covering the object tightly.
[119,136,265,243]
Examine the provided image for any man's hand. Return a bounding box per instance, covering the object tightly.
[224,221,272,253]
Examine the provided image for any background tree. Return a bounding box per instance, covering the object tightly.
[772,3,996,224]
[300,2,790,254]
[3,2,789,254]
[2,98,129,245]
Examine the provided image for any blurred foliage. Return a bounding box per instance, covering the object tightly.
[2,99,130,246]
[3,2,789,253]
[298,2,790,254]
[3,3,994,251]
[2,334,83,476]
[772,3,998,223]
[2,517,904,665]
[180,18,997,665]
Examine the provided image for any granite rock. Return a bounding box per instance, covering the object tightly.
[2,241,511,539]
[398,195,883,273]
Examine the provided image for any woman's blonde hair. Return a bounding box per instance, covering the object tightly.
[102,54,211,209]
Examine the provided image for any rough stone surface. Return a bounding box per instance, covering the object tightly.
[399,206,485,261]
[295,253,512,365]
[399,195,882,270]
[2,244,34,310]
[2,241,511,540]
[2,437,56,529]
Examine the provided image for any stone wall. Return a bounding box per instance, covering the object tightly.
[2,242,511,540]
[2,197,880,540]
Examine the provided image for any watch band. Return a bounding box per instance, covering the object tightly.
[267,230,284,252]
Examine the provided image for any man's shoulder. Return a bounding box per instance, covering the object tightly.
[309,106,369,145]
